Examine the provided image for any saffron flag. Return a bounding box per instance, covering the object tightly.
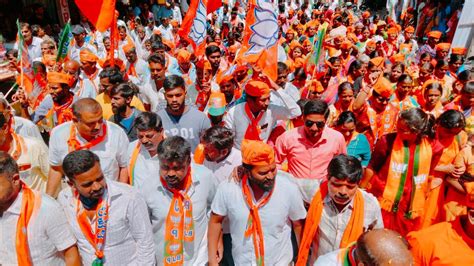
[15,20,34,96]
[56,22,72,63]
[179,0,208,56]
[207,0,223,14]
[74,0,116,32]
[239,0,279,80]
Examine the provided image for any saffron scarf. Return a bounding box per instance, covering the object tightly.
[161,169,194,266]
[244,103,264,141]
[11,133,31,171]
[128,141,141,186]
[380,136,432,219]
[241,173,275,266]
[297,182,364,266]
[67,122,107,152]
[45,94,74,126]
[75,190,109,265]
[16,181,42,266]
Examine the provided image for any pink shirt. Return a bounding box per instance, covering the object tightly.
[275,126,346,180]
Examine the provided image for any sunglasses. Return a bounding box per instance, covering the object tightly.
[305,120,325,128]
[376,95,390,103]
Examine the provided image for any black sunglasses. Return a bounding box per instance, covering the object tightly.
[305,120,325,128]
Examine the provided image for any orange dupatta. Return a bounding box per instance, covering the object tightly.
[67,122,108,152]
[161,169,194,266]
[128,141,141,186]
[296,182,364,266]
[244,103,264,141]
[45,94,74,126]
[241,173,274,266]
[16,181,42,266]
[75,190,109,264]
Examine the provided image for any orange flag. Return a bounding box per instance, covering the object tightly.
[179,0,208,56]
[239,0,279,80]
[207,0,223,13]
[75,0,116,32]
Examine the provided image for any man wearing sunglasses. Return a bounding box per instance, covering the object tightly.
[275,99,346,201]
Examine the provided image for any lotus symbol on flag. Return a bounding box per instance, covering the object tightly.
[189,0,207,46]
[246,2,278,55]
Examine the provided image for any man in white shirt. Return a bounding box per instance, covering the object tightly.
[69,25,98,62]
[224,78,301,149]
[144,53,168,112]
[79,49,101,94]
[202,126,241,183]
[46,98,129,197]
[0,111,49,191]
[274,62,301,105]
[208,140,306,265]
[157,15,174,41]
[0,98,44,141]
[141,136,217,265]
[127,112,164,188]
[296,155,383,265]
[123,43,151,92]
[14,22,42,61]
[59,150,155,265]
[63,60,97,99]
[0,152,80,265]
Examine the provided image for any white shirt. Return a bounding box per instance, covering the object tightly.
[211,171,307,265]
[126,58,151,92]
[313,248,344,266]
[270,82,300,106]
[172,6,183,24]
[69,42,98,62]
[126,140,160,189]
[71,77,97,99]
[49,121,129,181]
[15,136,50,192]
[203,147,242,184]
[12,116,44,141]
[143,79,166,112]
[224,88,302,149]
[157,24,174,41]
[0,191,76,266]
[58,180,155,266]
[14,36,43,62]
[141,164,217,265]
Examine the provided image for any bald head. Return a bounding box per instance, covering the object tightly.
[356,229,413,266]
[72,98,102,121]
[64,60,81,80]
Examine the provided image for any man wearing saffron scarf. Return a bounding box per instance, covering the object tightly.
[315,229,413,266]
[0,152,80,265]
[126,112,164,189]
[407,180,474,265]
[59,150,155,265]
[46,98,129,197]
[64,60,97,99]
[123,42,151,93]
[33,71,76,129]
[80,49,101,92]
[141,136,217,265]
[296,154,383,265]
[224,76,301,149]
[208,139,306,265]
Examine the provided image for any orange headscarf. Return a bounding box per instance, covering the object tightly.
[80,49,99,62]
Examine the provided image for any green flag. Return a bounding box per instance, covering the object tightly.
[56,22,72,62]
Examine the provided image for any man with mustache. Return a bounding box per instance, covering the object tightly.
[46,98,130,197]
[296,154,383,265]
[141,136,217,265]
[58,150,155,265]
[109,83,142,141]
[407,175,474,265]
[0,152,80,266]
[127,112,164,188]
[157,75,211,151]
[208,140,306,265]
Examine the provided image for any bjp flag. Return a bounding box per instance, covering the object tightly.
[239,0,278,80]
[179,0,208,56]
[75,0,116,32]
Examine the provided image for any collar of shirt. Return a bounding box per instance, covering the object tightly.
[297,126,329,147]
[157,174,201,198]
[4,191,23,216]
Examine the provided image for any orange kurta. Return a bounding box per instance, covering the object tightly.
[407,218,474,266]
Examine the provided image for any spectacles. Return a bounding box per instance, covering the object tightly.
[305,120,325,129]
[376,95,390,103]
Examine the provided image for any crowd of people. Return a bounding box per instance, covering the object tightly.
[1,0,474,265]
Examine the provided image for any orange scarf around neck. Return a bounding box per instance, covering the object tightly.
[16,181,42,266]
[67,122,107,152]
[297,181,364,266]
[161,169,194,266]
[242,173,275,266]
[244,103,264,141]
